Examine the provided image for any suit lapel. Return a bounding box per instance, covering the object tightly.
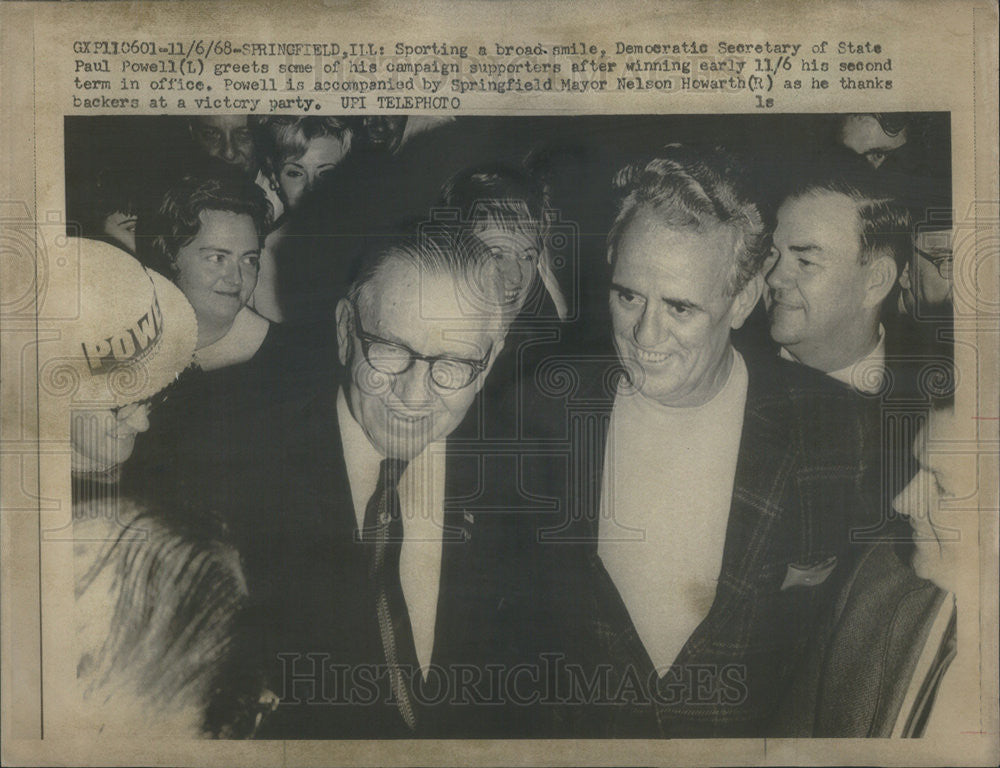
[430,437,476,668]
[307,388,359,541]
[679,355,798,657]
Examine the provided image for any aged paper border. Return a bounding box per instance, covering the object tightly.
[1,1,997,765]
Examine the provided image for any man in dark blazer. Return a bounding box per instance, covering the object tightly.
[240,234,550,739]
[763,159,954,542]
[513,146,881,737]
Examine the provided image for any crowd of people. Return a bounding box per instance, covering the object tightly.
[62,112,960,738]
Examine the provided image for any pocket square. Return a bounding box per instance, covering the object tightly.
[780,555,838,590]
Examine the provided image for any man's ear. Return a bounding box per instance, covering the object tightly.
[729,273,764,330]
[863,255,898,308]
[335,299,352,367]
[474,337,505,394]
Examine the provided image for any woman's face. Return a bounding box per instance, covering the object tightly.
[71,403,150,472]
[102,211,137,253]
[173,210,260,341]
[277,135,349,211]
[471,222,541,317]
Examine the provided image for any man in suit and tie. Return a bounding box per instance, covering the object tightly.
[766,159,912,395]
[523,145,880,737]
[766,160,951,540]
[246,234,548,738]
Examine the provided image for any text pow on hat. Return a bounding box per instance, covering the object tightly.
[81,296,163,377]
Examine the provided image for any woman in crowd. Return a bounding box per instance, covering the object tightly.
[437,164,570,442]
[137,171,277,369]
[441,163,568,324]
[128,171,327,521]
[250,116,353,322]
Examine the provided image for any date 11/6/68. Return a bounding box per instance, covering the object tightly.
[73,40,237,56]
[73,40,227,56]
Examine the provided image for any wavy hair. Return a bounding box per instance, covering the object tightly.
[608,145,768,296]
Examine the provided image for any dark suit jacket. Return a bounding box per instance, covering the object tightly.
[772,543,953,737]
[239,386,550,739]
[511,348,881,737]
[789,315,956,546]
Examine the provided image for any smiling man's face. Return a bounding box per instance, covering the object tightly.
[337,258,500,459]
[767,192,874,370]
[609,207,756,408]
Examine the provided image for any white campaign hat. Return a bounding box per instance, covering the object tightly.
[42,238,198,407]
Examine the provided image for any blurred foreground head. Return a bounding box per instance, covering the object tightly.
[74,502,272,737]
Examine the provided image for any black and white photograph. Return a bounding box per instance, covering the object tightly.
[60,111,963,740]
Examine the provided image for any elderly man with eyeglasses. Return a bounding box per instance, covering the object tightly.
[244,233,553,739]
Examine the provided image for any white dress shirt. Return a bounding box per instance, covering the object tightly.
[781,325,886,394]
[336,389,446,673]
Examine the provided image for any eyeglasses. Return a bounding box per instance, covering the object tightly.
[914,243,953,280]
[351,303,491,391]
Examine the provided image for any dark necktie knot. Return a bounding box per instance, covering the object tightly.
[379,457,409,494]
[360,458,410,543]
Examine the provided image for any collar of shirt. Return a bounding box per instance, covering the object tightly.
[336,388,446,671]
[194,306,269,372]
[781,324,886,394]
[337,386,385,525]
